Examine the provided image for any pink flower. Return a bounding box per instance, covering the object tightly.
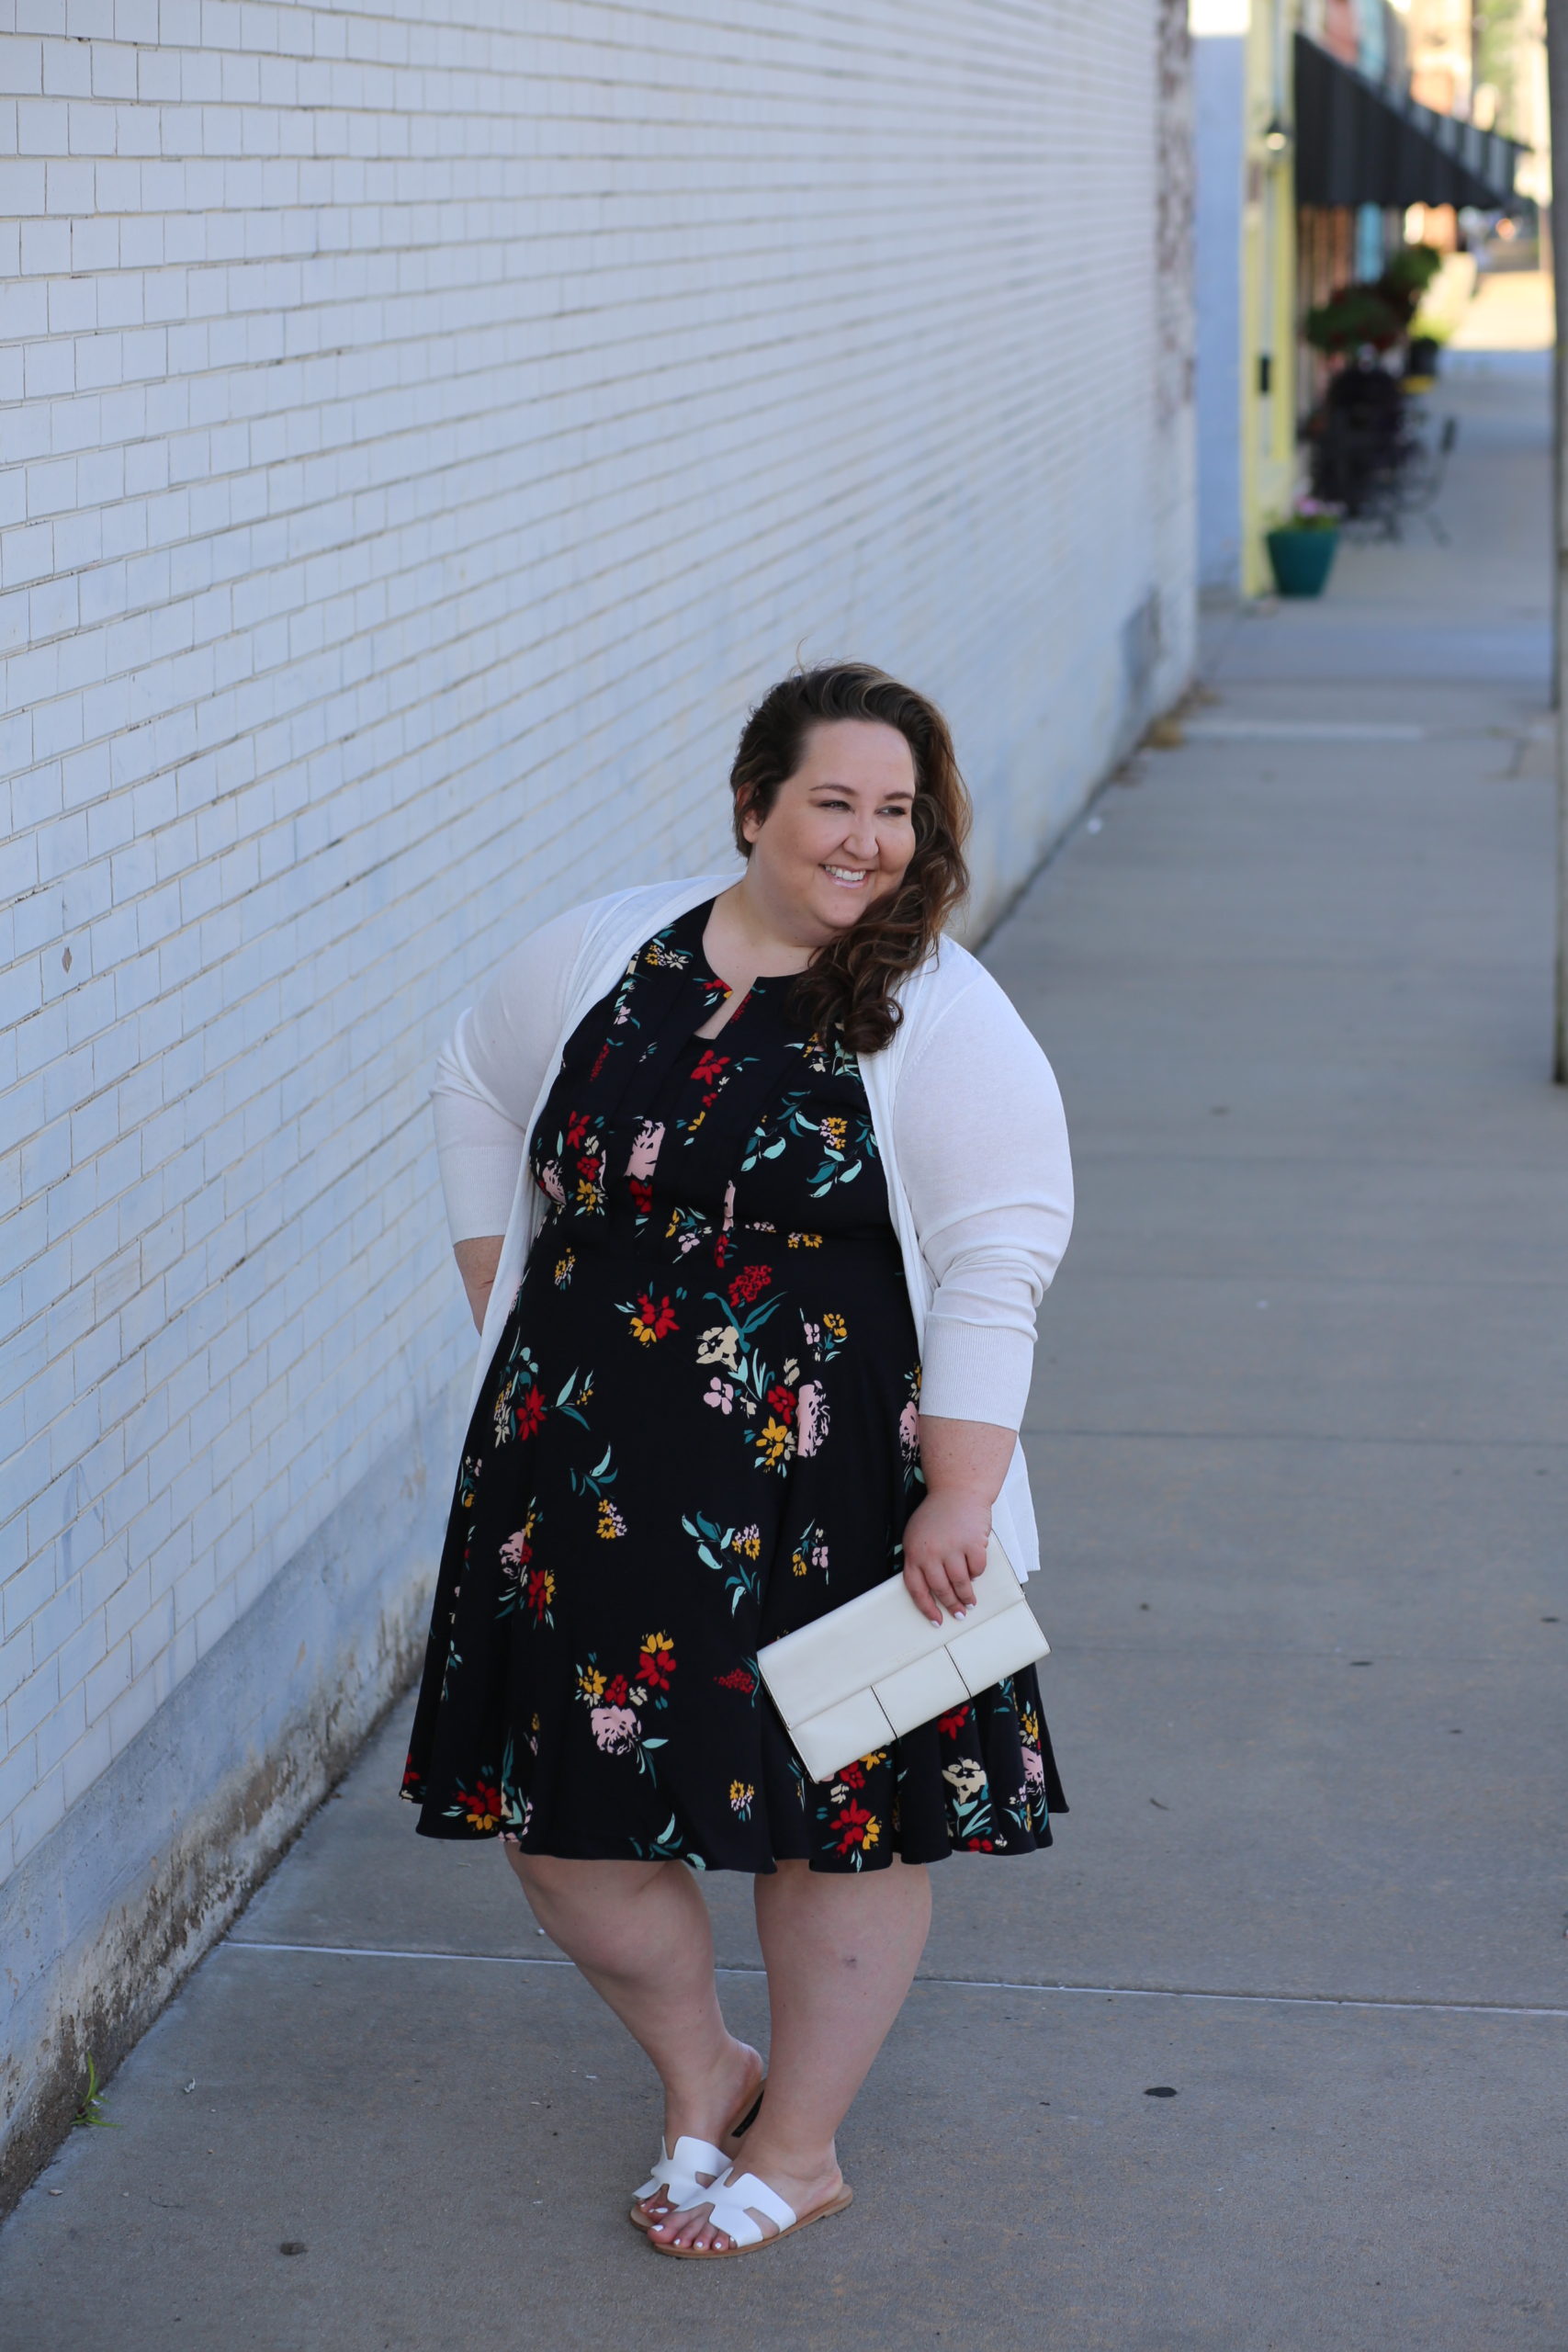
[704,1377,735,1414]
[626,1120,664,1181]
[539,1162,565,1206]
[897,1400,920,1462]
[589,1705,639,1756]
[1022,1747,1045,1792]
[796,1380,829,1458]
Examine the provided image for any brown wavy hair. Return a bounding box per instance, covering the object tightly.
[728,663,970,1053]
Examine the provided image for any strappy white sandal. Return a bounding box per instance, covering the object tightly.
[649,2166,853,2257]
[628,2076,765,2230]
[631,2134,736,2231]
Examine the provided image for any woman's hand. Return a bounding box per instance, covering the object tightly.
[901,1487,992,1625]
[901,1414,1016,1626]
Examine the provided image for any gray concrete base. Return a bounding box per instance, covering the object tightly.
[0,1374,465,2216]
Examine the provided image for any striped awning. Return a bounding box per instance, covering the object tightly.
[1294,33,1527,211]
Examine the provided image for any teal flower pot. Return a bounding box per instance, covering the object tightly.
[1266,527,1340,598]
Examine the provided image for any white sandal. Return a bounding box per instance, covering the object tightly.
[628,2076,765,2230]
[630,2134,734,2231]
[649,2166,853,2257]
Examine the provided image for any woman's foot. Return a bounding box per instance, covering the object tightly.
[631,2040,764,2229]
[647,2144,844,2253]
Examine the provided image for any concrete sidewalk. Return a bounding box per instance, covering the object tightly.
[4,354,1565,2351]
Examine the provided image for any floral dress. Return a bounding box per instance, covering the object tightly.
[402,899,1066,1871]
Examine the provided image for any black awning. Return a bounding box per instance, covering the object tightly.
[1294,33,1526,210]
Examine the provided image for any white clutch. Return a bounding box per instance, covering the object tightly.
[755,1532,1049,1784]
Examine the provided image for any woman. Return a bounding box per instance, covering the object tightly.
[402,662,1073,2256]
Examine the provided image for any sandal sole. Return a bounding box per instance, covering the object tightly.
[648,2185,853,2257]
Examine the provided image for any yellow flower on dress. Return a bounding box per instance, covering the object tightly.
[862,1815,881,1850]
[640,1631,674,1661]
[554,1252,575,1288]
[596,1499,626,1539]
[729,1781,754,1817]
[756,1415,793,1467]
[821,1116,847,1148]
[577,1667,605,1700]
[823,1312,847,1341]
[787,1232,823,1249]
[729,1524,761,1558]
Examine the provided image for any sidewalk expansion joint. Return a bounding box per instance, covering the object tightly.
[220,1940,1567,2018]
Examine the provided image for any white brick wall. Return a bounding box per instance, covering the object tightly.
[2,0,1193,1889]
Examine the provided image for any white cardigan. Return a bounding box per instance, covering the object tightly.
[430,873,1074,1581]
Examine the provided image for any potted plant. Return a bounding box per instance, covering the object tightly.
[1303,283,1405,358]
[1265,495,1344,598]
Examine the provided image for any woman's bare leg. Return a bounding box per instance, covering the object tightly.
[505,1847,761,2185]
[649,1854,931,2251]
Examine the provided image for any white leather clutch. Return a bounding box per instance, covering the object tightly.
[756,1532,1048,1784]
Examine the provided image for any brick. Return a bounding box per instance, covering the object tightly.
[0,0,1195,1890]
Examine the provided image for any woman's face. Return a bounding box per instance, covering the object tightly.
[740,719,918,941]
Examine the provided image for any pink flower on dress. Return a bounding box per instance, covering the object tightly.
[1022,1747,1045,1792]
[897,1400,920,1464]
[539,1161,566,1206]
[626,1120,664,1181]
[589,1704,639,1756]
[796,1381,829,1458]
[704,1377,735,1414]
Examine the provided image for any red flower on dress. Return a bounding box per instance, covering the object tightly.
[713,1668,756,1693]
[627,1177,653,1216]
[565,1113,591,1148]
[605,1674,629,1706]
[513,1385,547,1441]
[637,1635,677,1690]
[590,1046,611,1082]
[577,1153,602,1182]
[465,1782,502,1830]
[526,1567,553,1622]
[766,1384,795,1423]
[630,1292,678,1343]
[691,1050,730,1090]
[832,1802,875,1854]
[964,1838,995,1852]
[728,1265,771,1307]
[837,1761,865,1789]
[937,1707,973,1739]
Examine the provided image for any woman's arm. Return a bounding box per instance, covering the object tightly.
[901,1416,1014,1624]
[892,969,1074,1620]
[432,898,600,1310]
[454,1236,504,1332]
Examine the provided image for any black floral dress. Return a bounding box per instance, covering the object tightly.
[402,900,1066,1871]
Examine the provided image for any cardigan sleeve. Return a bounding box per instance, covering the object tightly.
[893,971,1074,1430]
[429,899,602,1244]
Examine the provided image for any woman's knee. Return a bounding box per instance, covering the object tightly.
[504,1845,663,1911]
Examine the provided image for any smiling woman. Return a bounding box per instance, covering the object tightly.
[718,666,971,1052]
[402,661,1074,2256]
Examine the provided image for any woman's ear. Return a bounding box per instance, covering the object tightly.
[737,787,764,844]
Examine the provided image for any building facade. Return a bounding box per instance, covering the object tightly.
[1191,0,1528,598]
[0,0,1197,2199]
